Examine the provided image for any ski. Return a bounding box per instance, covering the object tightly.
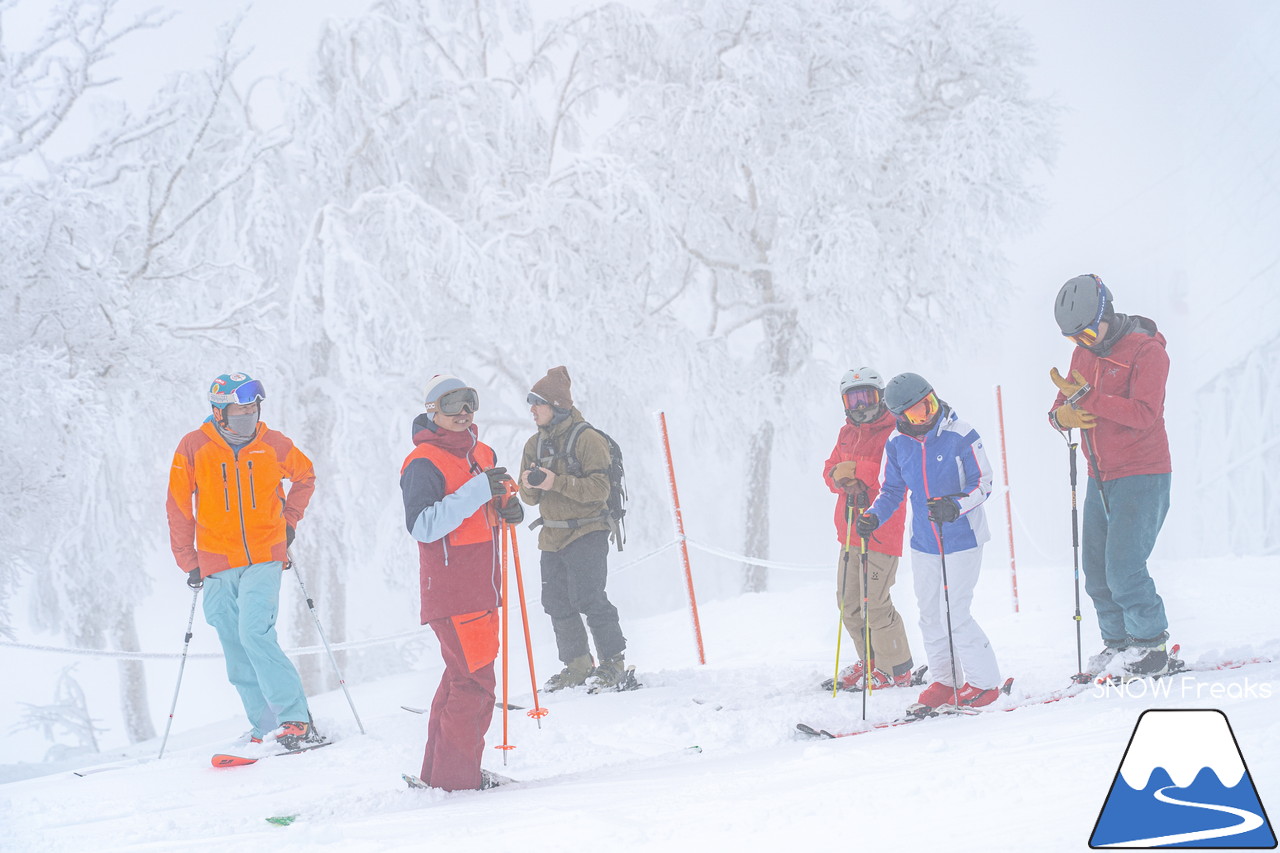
[1092,645,1273,686]
[821,663,929,694]
[402,702,526,713]
[211,738,332,768]
[797,678,1016,739]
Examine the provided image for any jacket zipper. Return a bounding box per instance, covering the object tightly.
[247,460,257,509]
[221,463,230,511]
[233,464,252,565]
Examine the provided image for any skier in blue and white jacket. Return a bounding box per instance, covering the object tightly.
[857,373,1003,711]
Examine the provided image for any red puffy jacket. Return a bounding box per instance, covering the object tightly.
[822,408,906,557]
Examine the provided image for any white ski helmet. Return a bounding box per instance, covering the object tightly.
[840,367,885,395]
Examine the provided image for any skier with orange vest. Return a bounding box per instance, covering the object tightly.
[166,372,320,750]
[399,374,523,791]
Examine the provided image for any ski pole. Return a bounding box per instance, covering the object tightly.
[833,500,855,698]
[496,515,514,764]
[506,520,548,726]
[856,490,871,721]
[158,586,200,759]
[934,522,960,707]
[290,553,366,734]
[1064,430,1090,684]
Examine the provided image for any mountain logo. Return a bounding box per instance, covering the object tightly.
[1090,709,1276,848]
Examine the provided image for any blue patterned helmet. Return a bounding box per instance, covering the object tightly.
[208,373,266,410]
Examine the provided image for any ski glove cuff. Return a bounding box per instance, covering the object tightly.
[927,497,961,525]
[286,525,295,546]
[855,512,880,539]
[186,568,203,589]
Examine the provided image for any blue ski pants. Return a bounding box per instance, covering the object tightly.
[1082,473,1171,646]
[202,560,309,737]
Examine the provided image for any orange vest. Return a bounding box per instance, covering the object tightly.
[400,441,498,546]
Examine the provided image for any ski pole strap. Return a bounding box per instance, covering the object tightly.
[529,514,608,530]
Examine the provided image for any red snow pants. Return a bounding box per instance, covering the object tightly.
[421,611,498,791]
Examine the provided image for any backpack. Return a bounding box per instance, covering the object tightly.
[533,422,628,551]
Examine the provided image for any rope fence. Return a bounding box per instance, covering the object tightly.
[0,536,827,662]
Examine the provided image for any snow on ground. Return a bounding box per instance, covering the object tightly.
[2,552,1277,852]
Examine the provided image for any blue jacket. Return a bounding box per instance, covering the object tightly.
[868,406,993,554]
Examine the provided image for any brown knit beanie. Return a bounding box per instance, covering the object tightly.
[531,366,573,410]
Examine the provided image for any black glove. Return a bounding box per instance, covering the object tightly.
[855,512,880,539]
[484,467,512,497]
[497,498,524,525]
[927,496,961,524]
[286,525,295,546]
[186,568,203,589]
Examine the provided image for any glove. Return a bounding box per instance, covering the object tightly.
[186,568,203,589]
[497,498,524,525]
[830,461,858,485]
[484,467,513,497]
[1050,367,1089,396]
[855,512,880,539]
[927,496,961,525]
[1052,403,1097,430]
[286,525,295,546]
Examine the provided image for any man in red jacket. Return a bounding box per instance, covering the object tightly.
[1050,275,1172,679]
[400,374,523,791]
[821,367,916,691]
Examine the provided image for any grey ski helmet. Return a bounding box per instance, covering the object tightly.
[1055,274,1113,337]
[884,372,934,416]
[840,367,885,395]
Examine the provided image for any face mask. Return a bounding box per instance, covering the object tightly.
[226,411,259,437]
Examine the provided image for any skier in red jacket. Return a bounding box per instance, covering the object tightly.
[821,367,916,691]
[1049,275,1172,679]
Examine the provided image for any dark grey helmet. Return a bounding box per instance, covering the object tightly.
[884,372,933,416]
[1055,274,1112,336]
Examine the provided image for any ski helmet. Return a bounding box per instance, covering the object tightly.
[840,367,885,422]
[1054,274,1113,344]
[840,367,885,395]
[423,373,478,419]
[884,373,933,416]
[209,373,266,410]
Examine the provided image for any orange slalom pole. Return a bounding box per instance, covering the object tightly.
[657,411,706,665]
[995,385,1020,614]
[495,511,515,763]
[507,521,548,727]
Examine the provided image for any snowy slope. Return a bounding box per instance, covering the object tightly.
[3,553,1277,853]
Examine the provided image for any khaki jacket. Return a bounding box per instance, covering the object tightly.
[518,408,611,552]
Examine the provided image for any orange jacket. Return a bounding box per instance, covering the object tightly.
[167,421,316,577]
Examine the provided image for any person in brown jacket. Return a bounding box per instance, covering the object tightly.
[518,367,631,692]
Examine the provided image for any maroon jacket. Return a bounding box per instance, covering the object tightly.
[1050,316,1172,481]
[400,416,502,624]
[822,408,906,557]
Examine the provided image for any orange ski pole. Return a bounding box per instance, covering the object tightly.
[507,521,548,727]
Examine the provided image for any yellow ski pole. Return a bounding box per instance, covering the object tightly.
[833,500,855,698]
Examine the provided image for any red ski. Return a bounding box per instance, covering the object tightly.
[211,740,332,768]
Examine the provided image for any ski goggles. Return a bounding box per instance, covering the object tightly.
[842,386,882,412]
[527,392,550,407]
[209,378,266,407]
[428,387,479,415]
[900,391,940,426]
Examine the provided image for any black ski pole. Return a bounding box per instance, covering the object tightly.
[158,586,200,759]
[935,521,960,707]
[290,552,366,734]
[1065,430,1090,684]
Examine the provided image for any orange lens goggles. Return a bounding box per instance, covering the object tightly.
[902,392,940,425]
[1068,324,1101,348]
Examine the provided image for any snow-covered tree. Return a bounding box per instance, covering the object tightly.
[599,0,1056,589]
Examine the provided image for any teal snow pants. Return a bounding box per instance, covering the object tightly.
[202,560,309,737]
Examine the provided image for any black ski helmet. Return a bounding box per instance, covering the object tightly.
[884,372,934,416]
[1055,274,1113,337]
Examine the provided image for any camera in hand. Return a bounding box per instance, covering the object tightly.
[527,465,547,486]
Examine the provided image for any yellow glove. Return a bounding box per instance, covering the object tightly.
[831,461,858,485]
[1053,404,1097,430]
[1050,367,1089,396]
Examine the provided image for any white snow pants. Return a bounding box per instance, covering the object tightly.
[910,545,1000,691]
